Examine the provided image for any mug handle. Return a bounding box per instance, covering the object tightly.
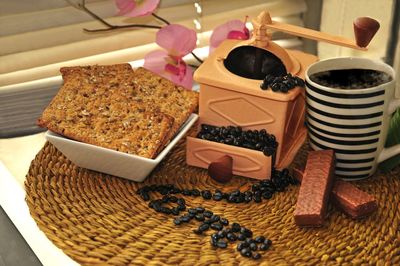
[377,96,400,163]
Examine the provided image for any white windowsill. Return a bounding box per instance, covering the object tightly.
[0,133,78,266]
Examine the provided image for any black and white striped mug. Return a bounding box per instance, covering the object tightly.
[305,57,400,180]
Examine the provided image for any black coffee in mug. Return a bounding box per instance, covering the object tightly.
[309,69,392,89]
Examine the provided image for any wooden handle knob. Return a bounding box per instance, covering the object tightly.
[208,155,233,183]
[353,17,380,47]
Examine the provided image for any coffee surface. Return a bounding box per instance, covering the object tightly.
[309,69,392,89]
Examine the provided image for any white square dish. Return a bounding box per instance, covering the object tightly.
[45,114,198,182]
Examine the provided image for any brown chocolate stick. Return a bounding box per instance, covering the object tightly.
[293,166,377,219]
[294,150,336,227]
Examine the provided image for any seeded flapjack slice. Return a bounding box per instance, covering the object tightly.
[131,67,199,139]
[38,64,174,159]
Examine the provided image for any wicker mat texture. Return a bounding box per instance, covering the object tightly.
[25,139,400,265]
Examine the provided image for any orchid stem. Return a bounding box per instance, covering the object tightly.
[83,24,161,33]
[152,13,170,25]
[191,52,204,64]
[77,1,204,64]
[78,2,113,28]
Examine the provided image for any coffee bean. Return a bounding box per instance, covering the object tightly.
[237,233,246,241]
[240,228,253,238]
[241,248,252,257]
[260,82,269,90]
[153,204,162,212]
[193,229,203,235]
[210,215,220,223]
[211,223,223,231]
[262,191,273,199]
[255,236,266,243]
[188,208,197,215]
[198,223,210,232]
[220,218,229,226]
[195,214,205,222]
[252,184,260,192]
[217,230,226,239]
[271,83,280,92]
[159,188,169,195]
[191,189,200,197]
[196,207,205,213]
[181,215,191,223]
[244,195,252,203]
[213,193,223,201]
[223,228,232,235]
[245,238,255,245]
[161,207,171,214]
[169,196,178,203]
[203,210,213,218]
[170,187,181,194]
[141,193,150,201]
[161,195,170,203]
[177,204,186,211]
[182,189,192,196]
[173,218,182,225]
[250,242,257,251]
[204,219,213,225]
[177,198,186,206]
[227,194,236,203]
[231,190,240,197]
[171,207,180,215]
[231,223,241,232]
[201,190,212,200]
[226,233,237,242]
[210,237,218,247]
[216,240,228,248]
[264,239,272,246]
[237,241,248,251]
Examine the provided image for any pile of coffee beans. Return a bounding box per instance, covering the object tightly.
[260,73,305,93]
[136,168,298,260]
[196,124,278,156]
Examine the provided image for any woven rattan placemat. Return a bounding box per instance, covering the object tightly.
[25,139,400,265]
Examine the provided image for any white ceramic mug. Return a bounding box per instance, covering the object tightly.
[305,57,400,180]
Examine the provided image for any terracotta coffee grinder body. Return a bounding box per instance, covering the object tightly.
[186,11,379,181]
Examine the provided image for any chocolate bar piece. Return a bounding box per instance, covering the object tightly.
[292,166,377,219]
[294,150,335,227]
[332,181,377,218]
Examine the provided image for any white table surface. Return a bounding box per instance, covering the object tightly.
[0,133,78,266]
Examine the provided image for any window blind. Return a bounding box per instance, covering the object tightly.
[0,0,307,87]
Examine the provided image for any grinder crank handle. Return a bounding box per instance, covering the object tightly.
[266,17,379,50]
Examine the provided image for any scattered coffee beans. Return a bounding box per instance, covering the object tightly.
[136,167,299,260]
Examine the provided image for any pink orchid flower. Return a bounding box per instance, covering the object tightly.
[209,18,250,53]
[144,24,197,89]
[116,0,160,17]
